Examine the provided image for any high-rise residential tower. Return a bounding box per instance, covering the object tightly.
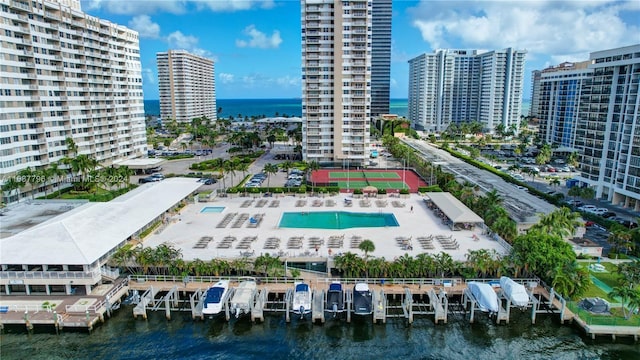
[0,0,146,203]
[157,50,216,123]
[408,48,526,133]
[301,0,372,166]
[370,0,391,116]
[574,44,640,210]
[532,61,592,149]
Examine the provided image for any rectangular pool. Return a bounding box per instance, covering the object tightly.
[279,211,399,229]
[200,206,225,213]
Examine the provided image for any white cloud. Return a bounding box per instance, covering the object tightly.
[275,75,299,87]
[236,25,282,49]
[84,0,186,14]
[84,0,273,14]
[196,0,275,12]
[409,0,639,57]
[165,31,216,60]
[234,73,298,88]
[219,73,235,84]
[142,68,155,85]
[128,15,160,39]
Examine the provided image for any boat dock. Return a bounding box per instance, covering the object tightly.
[2,276,638,341]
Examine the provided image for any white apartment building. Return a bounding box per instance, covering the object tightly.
[0,0,146,202]
[301,0,371,166]
[157,50,216,124]
[408,48,526,133]
[574,44,640,210]
[532,61,593,149]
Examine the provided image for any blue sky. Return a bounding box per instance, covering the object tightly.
[81,0,640,100]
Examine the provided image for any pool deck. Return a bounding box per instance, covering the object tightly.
[143,194,507,261]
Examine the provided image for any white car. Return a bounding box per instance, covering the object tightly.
[578,205,597,212]
[592,208,609,215]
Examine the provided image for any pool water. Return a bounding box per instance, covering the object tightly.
[279,211,399,229]
[200,206,225,213]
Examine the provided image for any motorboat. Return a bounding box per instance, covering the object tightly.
[499,277,529,307]
[292,282,312,319]
[467,282,499,313]
[353,283,373,316]
[230,279,257,318]
[202,280,229,316]
[122,290,140,305]
[325,282,345,317]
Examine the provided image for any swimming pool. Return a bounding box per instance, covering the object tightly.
[279,211,399,229]
[200,206,225,213]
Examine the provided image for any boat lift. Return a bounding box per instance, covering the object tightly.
[311,289,325,324]
[251,288,267,323]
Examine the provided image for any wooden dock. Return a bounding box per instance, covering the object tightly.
[2,276,637,341]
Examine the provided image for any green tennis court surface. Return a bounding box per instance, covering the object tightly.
[329,171,365,179]
[333,180,369,188]
[328,171,400,179]
[366,181,407,189]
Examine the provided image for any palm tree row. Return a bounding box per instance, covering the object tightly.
[2,138,134,203]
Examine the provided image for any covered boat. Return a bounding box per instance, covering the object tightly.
[499,277,529,307]
[353,283,373,315]
[468,282,499,313]
[202,280,229,316]
[292,282,312,319]
[326,282,345,316]
[230,279,257,318]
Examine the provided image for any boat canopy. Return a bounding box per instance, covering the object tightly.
[354,283,369,292]
[329,283,342,292]
[295,283,309,292]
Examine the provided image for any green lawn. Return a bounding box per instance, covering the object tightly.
[582,282,615,302]
[568,302,640,326]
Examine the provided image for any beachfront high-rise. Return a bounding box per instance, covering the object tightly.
[531,61,593,149]
[157,50,216,124]
[0,0,146,202]
[574,44,640,210]
[407,48,526,133]
[301,0,372,166]
[370,0,391,116]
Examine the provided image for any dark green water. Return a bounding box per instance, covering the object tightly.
[1,307,638,360]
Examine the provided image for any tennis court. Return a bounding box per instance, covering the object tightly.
[311,169,427,193]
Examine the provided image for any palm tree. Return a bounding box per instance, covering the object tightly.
[254,253,281,276]
[608,226,633,258]
[1,177,23,204]
[358,239,375,276]
[46,162,67,194]
[609,286,640,319]
[333,252,364,278]
[17,167,35,199]
[263,163,279,188]
[306,160,320,188]
[434,252,455,278]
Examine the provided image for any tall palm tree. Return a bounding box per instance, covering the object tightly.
[17,167,36,199]
[306,160,320,188]
[46,162,67,194]
[1,177,23,204]
[608,286,640,319]
[254,253,281,276]
[263,163,279,188]
[358,239,375,276]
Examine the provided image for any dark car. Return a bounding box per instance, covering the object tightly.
[601,211,617,219]
[138,177,158,184]
[203,178,216,185]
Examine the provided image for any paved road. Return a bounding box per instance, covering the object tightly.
[402,138,556,224]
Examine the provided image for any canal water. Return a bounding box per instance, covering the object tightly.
[1,307,638,359]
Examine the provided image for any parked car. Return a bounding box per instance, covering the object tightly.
[138,176,159,184]
[150,173,165,180]
[578,205,597,212]
[203,178,216,185]
[601,211,617,219]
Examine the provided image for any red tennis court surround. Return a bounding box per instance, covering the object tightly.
[311,169,428,193]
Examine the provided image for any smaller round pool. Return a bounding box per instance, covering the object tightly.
[200,206,225,213]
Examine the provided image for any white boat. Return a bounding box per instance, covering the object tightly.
[202,280,229,316]
[325,282,345,317]
[230,279,257,318]
[468,282,499,313]
[292,282,312,319]
[353,283,373,316]
[499,277,529,307]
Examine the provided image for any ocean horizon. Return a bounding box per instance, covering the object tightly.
[144,98,530,121]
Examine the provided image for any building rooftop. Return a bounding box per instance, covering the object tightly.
[0,178,201,266]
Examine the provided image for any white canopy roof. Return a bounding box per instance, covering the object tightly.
[0,178,201,266]
[425,192,484,224]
